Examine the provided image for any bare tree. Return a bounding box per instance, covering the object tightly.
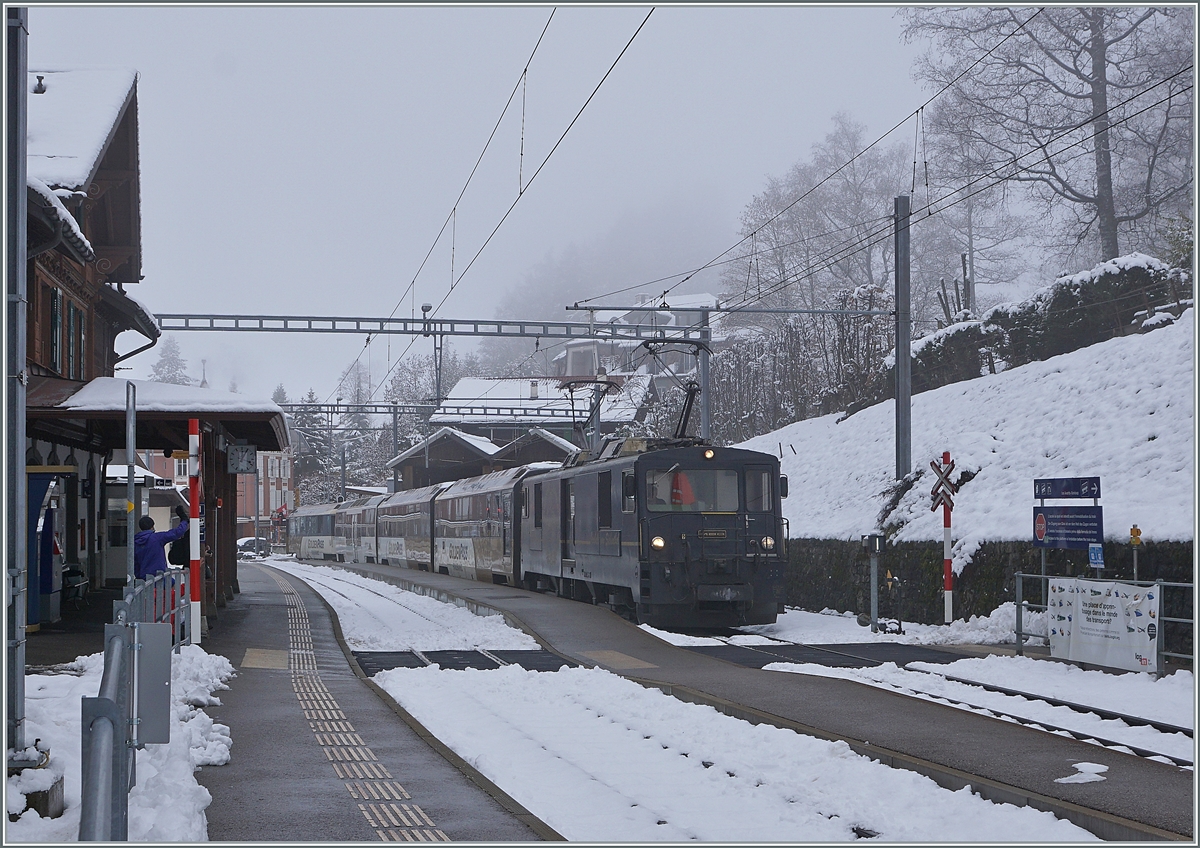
[901,7,1194,263]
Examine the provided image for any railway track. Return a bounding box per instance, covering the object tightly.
[281,558,1194,768]
[703,635,1194,768]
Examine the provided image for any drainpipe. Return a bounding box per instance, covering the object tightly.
[113,337,158,364]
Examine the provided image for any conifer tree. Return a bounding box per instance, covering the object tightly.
[148,335,192,385]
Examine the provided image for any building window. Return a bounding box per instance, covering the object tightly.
[66,302,77,379]
[50,287,62,373]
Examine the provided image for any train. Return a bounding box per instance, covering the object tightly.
[287,435,790,629]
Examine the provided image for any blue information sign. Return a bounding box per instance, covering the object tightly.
[1088,543,1104,567]
[1033,506,1104,549]
[1033,477,1101,499]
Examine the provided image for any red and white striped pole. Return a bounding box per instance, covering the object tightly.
[941,450,953,624]
[189,419,202,643]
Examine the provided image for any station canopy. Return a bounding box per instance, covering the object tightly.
[26,376,289,454]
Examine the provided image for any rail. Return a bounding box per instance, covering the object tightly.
[78,568,190,841]
[1014,572,1193,677]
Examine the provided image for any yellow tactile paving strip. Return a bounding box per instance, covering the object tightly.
[265,570,450,842]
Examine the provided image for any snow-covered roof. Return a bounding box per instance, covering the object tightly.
[58,377,284,415]
[525,427,579,454]
[27,68,137,190]
[387,426,501,467]
[431,376,652,425]
[27,175,93,260]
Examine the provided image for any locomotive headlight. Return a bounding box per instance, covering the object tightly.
[703,448,715,460]
[651,536,666,550]
[761,536,776,551]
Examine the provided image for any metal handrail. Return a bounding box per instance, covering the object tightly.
[1015,572,1193,675]
[78,568,191,841]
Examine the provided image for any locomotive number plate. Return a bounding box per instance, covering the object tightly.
[697,529,727,539]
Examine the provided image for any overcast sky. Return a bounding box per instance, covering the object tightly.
[28,4,929,403]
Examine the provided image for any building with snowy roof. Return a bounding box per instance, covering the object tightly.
[428,374,654,446]
[17,65,287,630]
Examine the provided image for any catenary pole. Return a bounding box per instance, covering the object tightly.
[894,196,912,480]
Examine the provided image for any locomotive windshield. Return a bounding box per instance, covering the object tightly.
[646,468,739,512]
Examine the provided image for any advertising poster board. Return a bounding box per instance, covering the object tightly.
[1047,578,1161,673]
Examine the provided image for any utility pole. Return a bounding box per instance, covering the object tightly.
[7,4,29,754]
[391,404,399,493]
[965,194,976,313]
[894,195,912,480]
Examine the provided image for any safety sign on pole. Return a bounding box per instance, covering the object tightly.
[189,419,202,643]
[930,451,957,623]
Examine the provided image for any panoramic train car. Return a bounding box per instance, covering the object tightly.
[518,439,788,628]
[287,502,340,561]
[431,466,535,585]
[355,494,389,563]
[375,483,444,570]
[331,497,372,563]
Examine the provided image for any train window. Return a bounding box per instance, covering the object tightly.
[646,468,739,512]
[598,471,612,528]
[522,486,530,519]
[746,467,773,512]
[621,470,635,513]
[533,483,543,528]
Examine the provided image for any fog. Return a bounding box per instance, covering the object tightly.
[28,5,928,401]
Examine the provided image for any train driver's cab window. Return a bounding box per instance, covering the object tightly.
[745,467,773,512]
[646,468,739,512]
[533,482,543,528]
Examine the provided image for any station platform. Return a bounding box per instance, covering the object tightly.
[192,563,554,842]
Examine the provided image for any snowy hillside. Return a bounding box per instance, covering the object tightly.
[738,309,1194,568]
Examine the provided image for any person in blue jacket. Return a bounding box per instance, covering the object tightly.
[134,505,190,580]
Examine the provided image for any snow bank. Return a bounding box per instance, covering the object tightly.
[6,645,234,843]
[739,309,1194,560]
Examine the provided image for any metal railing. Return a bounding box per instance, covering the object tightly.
[1015,572,1193,676]
[78,568,190,841]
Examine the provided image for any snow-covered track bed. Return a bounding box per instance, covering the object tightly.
[708,637,1195,768]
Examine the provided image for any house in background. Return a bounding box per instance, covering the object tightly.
[428,375,654,446]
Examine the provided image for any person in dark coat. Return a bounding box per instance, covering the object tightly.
[134,505,190,580]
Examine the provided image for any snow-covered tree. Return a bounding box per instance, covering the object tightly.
[291,388,335,505]
[148,335,192,385]
[271,383,289,405]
